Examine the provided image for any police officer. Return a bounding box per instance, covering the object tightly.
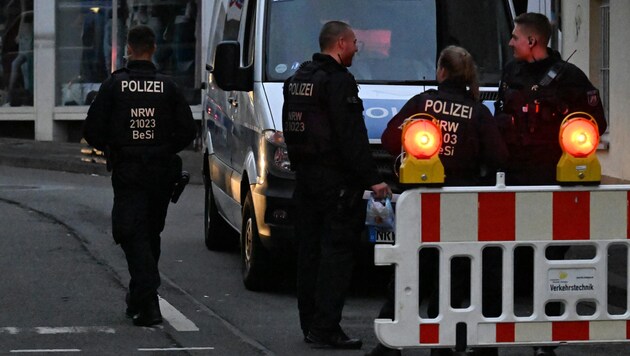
[382,45,508,186]
[372,45,508,356]
[83,25,196,327]
[495,13,607,356]
[282,20,391,349]
[495,12,607,186]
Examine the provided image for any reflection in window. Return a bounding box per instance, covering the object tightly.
[57,0,111,106]
[0,0,34,107]
[126,0,199,104]
[57,0,200,106]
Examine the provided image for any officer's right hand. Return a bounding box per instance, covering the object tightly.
[371,182,391,200]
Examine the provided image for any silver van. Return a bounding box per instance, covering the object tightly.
[202,0,516,290]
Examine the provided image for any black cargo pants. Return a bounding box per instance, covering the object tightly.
[111,154,181,310]
[294,177,366,335]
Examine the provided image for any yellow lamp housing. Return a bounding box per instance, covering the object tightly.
[556,112,601,183]
[399,113,445,184]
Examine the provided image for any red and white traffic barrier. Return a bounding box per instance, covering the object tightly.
[375,183,630,349]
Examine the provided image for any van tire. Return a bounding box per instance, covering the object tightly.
[241,191,271,291]
[204,177,236,250]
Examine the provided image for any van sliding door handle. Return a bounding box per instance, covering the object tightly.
[228,96,238,107]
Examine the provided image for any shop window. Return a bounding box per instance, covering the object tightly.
[0,0,34,107]
[56,0,200,106]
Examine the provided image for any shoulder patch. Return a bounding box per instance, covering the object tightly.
[587,89,600,107]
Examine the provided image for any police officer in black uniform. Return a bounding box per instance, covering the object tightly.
[83,25,196,327]
[382,46,508,186]
[495,13,607,356]
[282,21,391,349]
[372,45,508,356]
[495,12,607,186]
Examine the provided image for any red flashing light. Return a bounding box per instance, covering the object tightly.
[402,118,442,159]
[559,116,599,158]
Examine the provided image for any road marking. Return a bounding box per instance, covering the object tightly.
[158,296,199,332]
[0,326,115,335]
[138,347,215,352]
[10,349,81,353]
[36,327,115,334]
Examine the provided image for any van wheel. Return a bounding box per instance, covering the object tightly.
[204,177,236,250]
[241,191,271,291]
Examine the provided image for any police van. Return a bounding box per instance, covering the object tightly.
[201,0,517,290]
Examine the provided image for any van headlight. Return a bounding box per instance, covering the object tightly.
[263,130,292,173]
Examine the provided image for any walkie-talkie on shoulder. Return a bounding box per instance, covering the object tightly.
[539,49,576,87]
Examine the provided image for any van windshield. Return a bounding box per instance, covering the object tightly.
[265,0,512,85]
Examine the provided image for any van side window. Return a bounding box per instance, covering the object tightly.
[242,0,256,66]
[223,0,244,41]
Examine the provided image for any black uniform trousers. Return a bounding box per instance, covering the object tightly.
[111,154,180,310]
[295,182,365,335]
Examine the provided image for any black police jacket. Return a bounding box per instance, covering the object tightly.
[282,53,382,191]
[495,49,607,185]
[381,81,508,186]
[83,60,196,162]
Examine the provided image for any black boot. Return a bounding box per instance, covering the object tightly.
[534,346,556,356]
[132,297,163,327]
[472,347,499,356]
[125,292,138,318]
[306,327,362,349]
[365,343,401,356]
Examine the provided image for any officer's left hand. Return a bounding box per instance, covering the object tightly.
[371,182,391,200]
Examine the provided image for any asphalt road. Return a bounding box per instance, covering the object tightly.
[1,165,629,356]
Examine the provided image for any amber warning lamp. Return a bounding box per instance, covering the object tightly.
[556,112,601,183]
[399,113,445,184]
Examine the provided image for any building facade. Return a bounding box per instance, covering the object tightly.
[0,0,209,142]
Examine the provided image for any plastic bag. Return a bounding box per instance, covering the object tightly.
[365,195,395,230]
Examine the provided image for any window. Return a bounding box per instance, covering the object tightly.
[222,0,243,41]
[56,0,200,107]
[0,0,34,107]
[56,0,110,106]
[265,0,512,85]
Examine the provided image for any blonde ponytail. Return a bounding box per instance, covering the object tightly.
[437,45,480,101]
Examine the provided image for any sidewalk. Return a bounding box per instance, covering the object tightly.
[0,138,203,184]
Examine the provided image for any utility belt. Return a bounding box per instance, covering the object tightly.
[110,145,172,161]
[107,145,174,171]
[288,146,343,170]
[109,145,187,203]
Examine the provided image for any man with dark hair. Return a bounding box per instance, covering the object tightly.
[282,20,390,349]
[126,24,156,54]
[495,12,607,356]
[495,12,607,185]
[83,25,197,327]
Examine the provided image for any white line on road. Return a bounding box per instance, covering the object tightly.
[10,349,81,353]
[36,326,116,334]
[0,326,115,335]
[158,296,199,332]
[138,347,215,352]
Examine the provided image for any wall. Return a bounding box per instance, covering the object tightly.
[598,0,630,180]
[560,0,630,181]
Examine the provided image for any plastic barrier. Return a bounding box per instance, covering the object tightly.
[374,181,630,350]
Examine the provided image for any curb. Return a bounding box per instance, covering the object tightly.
[0,138,203,185]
